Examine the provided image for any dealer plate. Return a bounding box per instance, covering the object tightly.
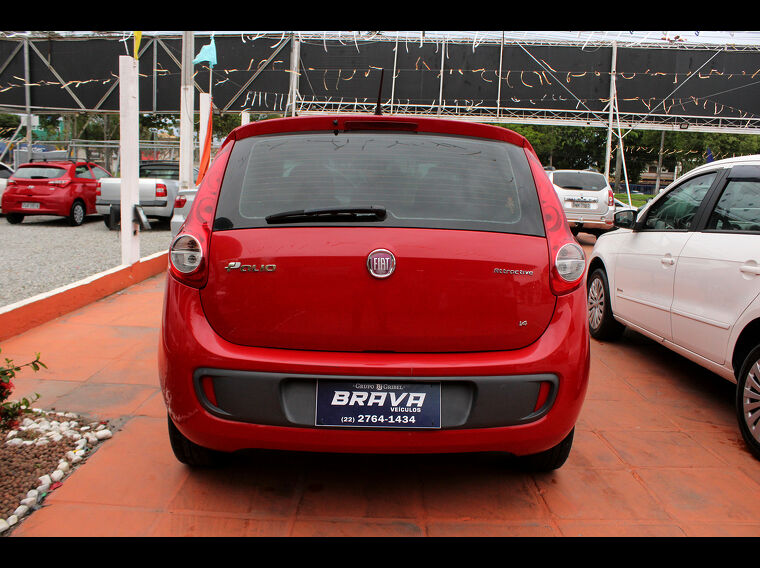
[21,202,40,209]
[315,380,441,428]
[565,200,593,209]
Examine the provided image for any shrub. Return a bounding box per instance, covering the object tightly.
[0,348,44,429]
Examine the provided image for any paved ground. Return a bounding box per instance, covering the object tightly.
[0,214,171,307]
[3,234,760,537]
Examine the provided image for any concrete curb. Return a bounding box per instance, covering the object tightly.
[0,250,168,342]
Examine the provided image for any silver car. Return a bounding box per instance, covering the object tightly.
[546,168,615,236]
[170,187,197,238]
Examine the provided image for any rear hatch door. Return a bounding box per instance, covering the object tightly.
[11,164,70,197]
[200,130,556,353]
[553,170,610,216]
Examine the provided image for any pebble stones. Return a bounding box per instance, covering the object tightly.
[0,410,113,534]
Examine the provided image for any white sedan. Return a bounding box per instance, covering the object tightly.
[586,154,760,459]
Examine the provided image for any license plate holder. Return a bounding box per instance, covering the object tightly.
[21,202,40,209]
[315,380,441,429]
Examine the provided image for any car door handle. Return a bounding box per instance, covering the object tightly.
[661,257,675,266]
[740,264,760,275]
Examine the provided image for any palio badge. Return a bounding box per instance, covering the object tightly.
[224,261,276,273]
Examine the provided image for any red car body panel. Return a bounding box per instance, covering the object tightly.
[160,114,590,457]
[1,161,106,218]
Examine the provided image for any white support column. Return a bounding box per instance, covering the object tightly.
[119,55,140,266]
[604,41,618,180]
[179,31,195,193]
[199,92,212,158]
[241,111,251,125]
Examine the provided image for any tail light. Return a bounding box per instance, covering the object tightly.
[48,179,70,188]
[170,234,203,273]
[525,149,586,296]
[174,195,187,208]
[155,183,167,198]
[168,140,233,288]
[95,181,101,196]
[607,188,614,207]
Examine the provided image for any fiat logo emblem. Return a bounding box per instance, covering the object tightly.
[367,249,396,279]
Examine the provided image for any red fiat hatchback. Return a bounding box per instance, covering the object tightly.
[2,160,111,225]
[159,115,589,470]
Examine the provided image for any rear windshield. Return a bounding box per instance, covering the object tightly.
[13,166,67,179]
[214,131,544,236]
[139,165,179,180]
[552,171,608,191]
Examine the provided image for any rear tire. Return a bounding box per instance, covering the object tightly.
[68,200,86,226]
[167,415,227,467]
[587,268,625,341]
[514,428,574,472]
[736,344,760,460]
[6,213,23,224]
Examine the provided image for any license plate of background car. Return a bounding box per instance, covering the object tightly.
[566,200,593,208]
[315,380,442,428]
[21,202,40,209]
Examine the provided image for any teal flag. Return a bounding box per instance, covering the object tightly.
[193,35,217,67]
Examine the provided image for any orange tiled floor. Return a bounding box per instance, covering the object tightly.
[5,238,760,537]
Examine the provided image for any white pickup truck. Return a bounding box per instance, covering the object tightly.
[95,161,196,228]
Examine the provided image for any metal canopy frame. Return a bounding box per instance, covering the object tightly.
[0,31,759,136]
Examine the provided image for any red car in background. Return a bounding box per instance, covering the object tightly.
[159,114,589,471]
[2,160,111,225]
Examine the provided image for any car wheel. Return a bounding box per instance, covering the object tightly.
[736,344,760,460]
[587,268,625,341]
[514,428,574,471]
[167,415,228,467]
[6,213,23,224]
[68,200,86,226]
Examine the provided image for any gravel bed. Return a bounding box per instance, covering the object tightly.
[0,409,113,535]
[0,214,171,307]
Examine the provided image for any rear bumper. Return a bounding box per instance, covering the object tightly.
[564,211,613,230]
[1,193,69,217]
[95,201,171,218]
[158,276,590,456]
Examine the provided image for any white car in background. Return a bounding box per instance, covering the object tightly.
[545,168,615,236]
[586,155,760,459]
[0,162,13,203]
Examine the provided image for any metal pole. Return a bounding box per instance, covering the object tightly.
[179,31,194,193]
[655,130,665,193]
[153,38,157,113]
[23,38,31,163]
[390,34,398,114]
[497,32,504,119]
[119,55,140,266]
[287,33,300,117]
[604,41,617,180]
[437,38,445,116]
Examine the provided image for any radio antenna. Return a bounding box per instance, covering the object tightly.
[374,68,385,115]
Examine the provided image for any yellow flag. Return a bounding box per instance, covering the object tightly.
[134,31,142,59]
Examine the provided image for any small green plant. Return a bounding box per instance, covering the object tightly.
[0,348,44,429]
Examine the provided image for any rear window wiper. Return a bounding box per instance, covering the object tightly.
[265,206,387,224]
